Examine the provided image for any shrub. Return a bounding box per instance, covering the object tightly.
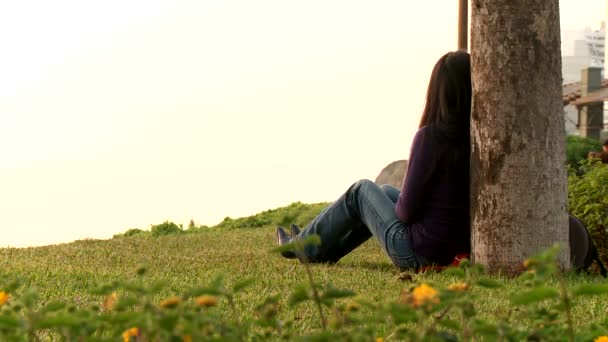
[278,202,327,228]
[568,159,608,267]
[113,202,328,237]
[213,202,328,229]
[566,135,602,166]
[150,221,183,237]
[112,228,148,239]
[185,225,209,234]
[123,228,145,237]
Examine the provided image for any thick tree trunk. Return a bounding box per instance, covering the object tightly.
[470,0,569,274]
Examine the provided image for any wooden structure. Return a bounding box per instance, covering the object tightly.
[458,0,468,51]
[562,68,607,140]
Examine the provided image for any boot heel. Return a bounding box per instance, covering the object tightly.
[276,226,296,259]
[290,224,301,237]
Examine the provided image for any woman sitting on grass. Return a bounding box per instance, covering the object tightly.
[277,51,471,270]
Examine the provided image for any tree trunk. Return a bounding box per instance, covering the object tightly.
[470,0,569,274]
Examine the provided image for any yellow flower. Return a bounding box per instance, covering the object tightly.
[523,259,535,268]
[376,337,384,342]
[411,283,440,308]
[196,295,219,307]
[102,292,117,310]
[183,334,193,342]
[0,291,9,306]
[160,296,181,309]
[447,282,469,292]
[594,336,608,342]
[122,327,139,342]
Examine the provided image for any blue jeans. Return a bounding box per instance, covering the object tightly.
[294,179,426,270]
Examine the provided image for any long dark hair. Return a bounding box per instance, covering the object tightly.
[417,51,471,170]
[419,51,471,143]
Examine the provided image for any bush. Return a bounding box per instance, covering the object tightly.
[185,225,209,234]
[123,228,145,237]
[150,221,183,237]
[112,228,148,239]
[113,202,328,238]
[568,159,608,267]
[214,202,328,229]
[566,135,602,166]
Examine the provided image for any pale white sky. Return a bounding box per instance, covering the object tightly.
[1,1,604,247]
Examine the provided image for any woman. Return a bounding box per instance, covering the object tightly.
[277,51,471,270]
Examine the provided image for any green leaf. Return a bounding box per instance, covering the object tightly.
[471,319,498,336]
[90,283,118,295]
[272,241,297,254]
[114,295,140,310]
[300,234,321,247]
[572,283,608,296]
[101,311,140,325]
[0,315,19,328]
[271,234,322,254]
[232,278,255,293]
[42,301,66,313]
[288,285,310,307]
[388,303,417,324]
[185,287,223,298]
[437,318,460,330]
[208,274,225,291]
[442,268,466,278]
[475,278,504,288]
[36,314,81,329]
[318,287,355,308]
[158,314,179,331]
[148,281,169,294]
[510,286,560,305]
[320,288,355,300]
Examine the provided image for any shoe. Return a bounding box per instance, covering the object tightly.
[290,224,301,237]
[276,226,296,259]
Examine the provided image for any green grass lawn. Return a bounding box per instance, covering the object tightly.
[2,225,608,341]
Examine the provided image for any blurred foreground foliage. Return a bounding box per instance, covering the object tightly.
[2,245,608,340]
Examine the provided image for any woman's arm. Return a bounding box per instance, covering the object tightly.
[395,127,437,223]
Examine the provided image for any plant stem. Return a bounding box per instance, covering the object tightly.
[295,242,327,330]
[556,264,574,342]
[226,294,239,321]
[419,304,453,341]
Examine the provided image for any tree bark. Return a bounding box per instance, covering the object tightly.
[470,0,569,274]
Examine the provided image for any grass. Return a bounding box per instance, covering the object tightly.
[2,225,608,338]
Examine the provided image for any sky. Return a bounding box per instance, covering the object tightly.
[1,0,605,248]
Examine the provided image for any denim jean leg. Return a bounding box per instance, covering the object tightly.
[295,193,372,263]
[380,184,400,203]
[323,221,372,262]
[380,182,430,266]
[346,180,419,269]
[320,184,401,262]
[296,179,420,269]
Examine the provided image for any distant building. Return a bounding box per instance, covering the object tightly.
[562,22,606,137]
[586,22,605,68]
[562,23,604,83]
[562,68,607,140]
[563,40,592,84]
[606,0,608,75]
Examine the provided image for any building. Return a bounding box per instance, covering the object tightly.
[562,22,607,138]
[586,22,605,68]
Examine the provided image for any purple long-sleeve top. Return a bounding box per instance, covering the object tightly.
[396,125,470,265]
